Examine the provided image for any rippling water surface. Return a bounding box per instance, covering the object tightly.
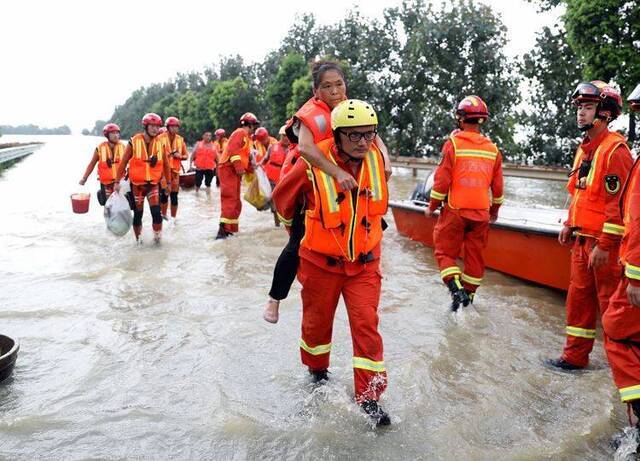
[0,135,635,459]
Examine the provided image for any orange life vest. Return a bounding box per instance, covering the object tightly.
[567,130,629,235]
[295,97,333,143]
[264,141,288,183]
[128,133,167,185]
[166,133,186,172]
[213,138,227,165]
[302,138,388,261]
[254,137,276,164]
[96,141,125,185]
[447,131,500,210]
[220,128,251,170]
[193,141,217,170]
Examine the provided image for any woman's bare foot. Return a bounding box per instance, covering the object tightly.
[263,298,280,324]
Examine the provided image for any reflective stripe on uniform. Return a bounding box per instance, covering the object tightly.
[230,155,241,163]
[625,263,640,281]
[352,356,386,372]
[430,189,446,200]
[603,223,625,235]
[299,339,331,356]
[454,149,498,161]
[461,273,483,286]
[277,212,293,226]
[492,195,504,205]
[441,266,461,279]
[620,384,640,402]
[566,326,596,339]
[220,217,239,224]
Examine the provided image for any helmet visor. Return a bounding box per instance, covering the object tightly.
[572,82,600,102]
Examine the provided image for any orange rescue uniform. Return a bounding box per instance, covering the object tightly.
[603,155,640,403]
[272,137,389,403]
[264,140,288,183]
[560,128,632,367]
[428,130,504,293]
[254,136,277,164]
[218,128,253,233]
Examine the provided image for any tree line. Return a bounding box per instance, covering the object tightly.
[1,124,71,135]
[91,0,640,166]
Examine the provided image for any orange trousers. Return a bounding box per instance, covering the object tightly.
[561,236,621,367]
[603,277,640,403]
[297,257,387,403]
[218,163,241,233]
[433,207,489,292]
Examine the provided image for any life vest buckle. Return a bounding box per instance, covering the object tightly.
[358,251,375,264]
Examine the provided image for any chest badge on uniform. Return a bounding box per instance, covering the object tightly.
[605,175,620,194]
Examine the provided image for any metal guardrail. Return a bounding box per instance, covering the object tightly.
[391,156,569,181]
[0,144,43,165]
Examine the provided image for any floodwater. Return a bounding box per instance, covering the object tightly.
[0,135,635,460]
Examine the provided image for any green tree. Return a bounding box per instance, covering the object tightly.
[265,53,308,129]
[563,0,640,143]
[208,77,260,133]
[521,25,582,165]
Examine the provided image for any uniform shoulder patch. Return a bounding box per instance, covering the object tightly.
[605,175,621,194]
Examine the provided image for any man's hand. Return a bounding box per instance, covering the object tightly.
[558,225,572,246]
[589,245,609,269]
[114,182,121,193]
[424,208,437,218]
[627,282,640,307]
[489,213,498,223]
[335,169,357,190]
[79,178,86,186]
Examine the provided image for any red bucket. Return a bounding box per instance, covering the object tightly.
[71,193,90,214]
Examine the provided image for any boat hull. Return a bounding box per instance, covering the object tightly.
[0,335,19,383]
[391,202,571,291]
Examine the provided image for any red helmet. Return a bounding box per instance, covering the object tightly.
[142,113,163,127]
[572,81,622,120]
[165,116,181,127]
[628,83,640,112]
[255,127,269,141]
[102,123,120,137]
[239,112,260,126]
[456,96,489,122]
[215,128,226,138]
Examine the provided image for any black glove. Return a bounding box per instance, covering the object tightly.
[149,155,158,167]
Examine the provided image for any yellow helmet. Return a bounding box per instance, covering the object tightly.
[330,99,378,131]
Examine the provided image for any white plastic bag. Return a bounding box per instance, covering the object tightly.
[104,190,133,236]
[255,166,272,200]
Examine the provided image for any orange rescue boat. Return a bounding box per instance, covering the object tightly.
[390,200,571,291]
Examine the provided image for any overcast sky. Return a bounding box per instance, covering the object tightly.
[1,0,560,132]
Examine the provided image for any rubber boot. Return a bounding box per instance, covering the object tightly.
[308,368,329,383]
[216,224,229,240]
[361,400,391,426]
[446,277,470,312]
[543,357,584,371]
[171,205,178,219]
[161,202,168,220]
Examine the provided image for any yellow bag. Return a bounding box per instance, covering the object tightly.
[243,175,270,210]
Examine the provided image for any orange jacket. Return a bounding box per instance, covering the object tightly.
[118,133,170,185]
[96,141,125,184]
[219,128,252,174]
[212,138,227,165]
[618,157,640,286]
[429,130,504,221]
[165,133,188,172]
[264,141,288,183]
[274,138,388,263]
[254,136,277,164]
[193,141,217,170]
[566,128,632,250]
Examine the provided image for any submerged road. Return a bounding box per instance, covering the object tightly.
[0,135,633,459]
